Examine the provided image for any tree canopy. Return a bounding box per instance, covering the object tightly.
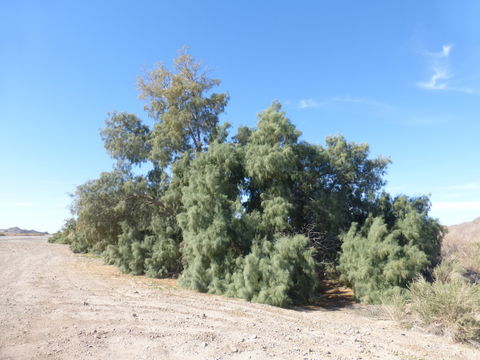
[58,51,444,306]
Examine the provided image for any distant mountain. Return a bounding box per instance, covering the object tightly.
[0,227,49,235]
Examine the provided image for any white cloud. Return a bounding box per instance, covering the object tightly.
[426,43,453,59]
[437,182,480,191]
[417,68,451,90]
[441,44,452,57]
[298,98,319,109]
[297,96,390,110]
[417,44,475,94]
[432,201,480,211]
[431,44,452,58]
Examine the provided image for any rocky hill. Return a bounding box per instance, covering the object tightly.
[0,227,49,236]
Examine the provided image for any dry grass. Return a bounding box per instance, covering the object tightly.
[384,261,480,345]
[409,277,480,344]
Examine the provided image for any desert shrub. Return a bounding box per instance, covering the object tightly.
[177,116,319,306]
[104,222,148,274]
[63,51,443,308]
[69,232,90,253]
[72,171,125,252]
[338,217,424,303]
[178,143,245,293]
[144,215,182,277]
[446,242,480,275]
[48,232,69,244]
[338,197,443,304]
[229,235,317,307]
[409,276,480,343]
[48,218,77,244]
[383,261,480,344]
[432,259,466,283]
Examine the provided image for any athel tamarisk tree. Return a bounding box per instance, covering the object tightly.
[52,51,444,306]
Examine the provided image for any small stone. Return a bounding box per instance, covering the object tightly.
[201,342,208,348]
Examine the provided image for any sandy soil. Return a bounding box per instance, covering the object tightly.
[0,237,478,360]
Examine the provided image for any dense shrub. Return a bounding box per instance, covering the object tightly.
[61,51,442,307]
[381,261,480,345]
[48,218,76,245]
[229,235,317,307]
[408,270,480,343]
[69,232,90,253]
[338,196,444,303]
[48,232,69,244]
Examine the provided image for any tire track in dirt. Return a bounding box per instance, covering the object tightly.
[1,237,478,360]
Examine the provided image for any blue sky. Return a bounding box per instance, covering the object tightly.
[1,1,479,232]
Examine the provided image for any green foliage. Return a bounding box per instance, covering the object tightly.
[178,143,244,293]
[229,235,317,307]
[100,112,151,167]
[176,110,319,306]
[71,171,125,252]
[338,196,444,303]
[64,51,443,308]
[49,232,68,244]
[48,218,76,244]
[138,50,229,167]
[69,231,90,253]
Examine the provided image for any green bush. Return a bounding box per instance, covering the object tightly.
[70,232,90,253]
[48,218,77,244]
[338,197,443,304]
[61,52,443,308]
[229,235,317,307]
[48,232,69,244]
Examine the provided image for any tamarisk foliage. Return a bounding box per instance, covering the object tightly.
[63,51,443,306]
[338,195,444,303]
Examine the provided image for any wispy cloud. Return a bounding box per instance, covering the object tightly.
[417,44,474,94]
[432,201,480,211]
[418,69,451,90]
[297,96,390,110]
[298,98,319,109]
[426,44,453,59]
[437,182,480,191]
[0,202,37,207]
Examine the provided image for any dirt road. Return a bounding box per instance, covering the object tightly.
[0,237,477,360]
